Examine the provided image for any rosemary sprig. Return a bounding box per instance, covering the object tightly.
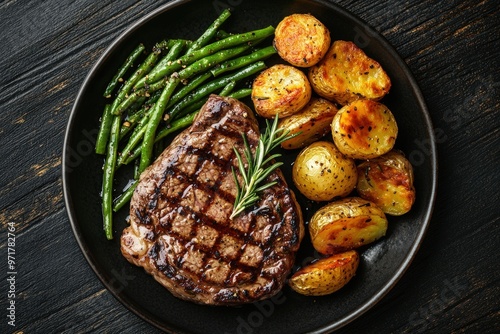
[230,116,294,219]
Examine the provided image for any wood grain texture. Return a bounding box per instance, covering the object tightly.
[0,0,499,333]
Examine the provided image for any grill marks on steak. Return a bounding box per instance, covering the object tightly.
[121,95,303,305]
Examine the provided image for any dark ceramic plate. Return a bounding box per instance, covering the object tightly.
[63,0,437,333]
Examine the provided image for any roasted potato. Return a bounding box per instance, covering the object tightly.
[357,150,415,215]
[292,141,357,201]
[331,99,398,159]
[274,13,331,67]
[308,40,391,105]
[251,64,312,119]
[288,250,359,296]
[309,197,388,254]
[278,97,338,150]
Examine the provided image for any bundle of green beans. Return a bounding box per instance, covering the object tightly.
[95,9,276,239]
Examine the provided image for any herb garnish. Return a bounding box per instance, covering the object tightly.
[230,116,295,219]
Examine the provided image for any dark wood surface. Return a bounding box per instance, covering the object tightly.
[1,0,498,333]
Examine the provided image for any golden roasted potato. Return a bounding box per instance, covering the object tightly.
[309,197,388,254]
[357,150,415,215]
[274,13,331,67]
[292,141,357,201]
[331,99,398,159]
[251,64,312,119]
[288,250,359,296]
[308,40,391,105]
[278,97,338,150]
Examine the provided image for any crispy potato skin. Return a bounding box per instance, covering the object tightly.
[251,64,312,118]
[308,40,391,105]
[274,14,331,67]
[292,141,357,201]
[309,197,388,254]
[357,150,415,215]
[331,99,398,159]
[278,97,338,150]
[288,250,359,296]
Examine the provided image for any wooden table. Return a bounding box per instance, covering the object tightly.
[1,0,498,333]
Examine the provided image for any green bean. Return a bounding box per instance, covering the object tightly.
[122,111,197,165]
[177,44,250,80]
[227,88,252,100]
[119,110,144,141]
[95,104,113,154]
[185,8,232,54]
[142,89,163,106]
[220,80,236,96]
[119,42,165,97]
[113,180,138,212]
[149,39,188,75]
[102,115,121,240]
[168,61,267,121]
[216,30,232,40]
[139,78,180,173]
[117,111,151,165]
[132,40,187,97]
[117,95,146,135]
[167,72,212,108]
[142,25,274,86]
[156,111,198,142]
[108,51,160,118]
[133,158,141,180]
[211,45,276,77]
[135,42,253,93]
[121,77,169,111]
[115,40,185,115]
[113,89,148,116]
[118,90,162,140]
[104,44,145,97]
[120,108,145,141]
[126,95,147,115]
[121,146,140,166]
[119,106,149,141]
[123,43,251,112]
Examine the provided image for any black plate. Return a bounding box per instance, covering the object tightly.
[63,0,437,333]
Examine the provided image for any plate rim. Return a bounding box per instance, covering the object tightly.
[62,0,438,332]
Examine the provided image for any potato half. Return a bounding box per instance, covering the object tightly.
[308,40,391,105]
[288,250,359,296]
[357,150,415,215]
[292,141,357,201]
[251,64,312,118]
[331,99,398,159]
[278,97,338,150]
[274,13,331,67]
[309,197,388,254]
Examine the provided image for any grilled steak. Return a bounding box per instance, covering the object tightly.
[121,95,304,306]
